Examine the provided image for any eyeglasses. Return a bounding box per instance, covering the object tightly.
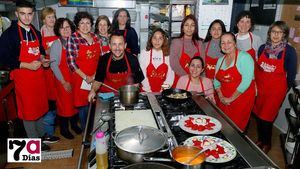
[271,30,284,35]
[60,26,71,30]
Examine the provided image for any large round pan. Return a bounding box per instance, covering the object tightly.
[162,88,192,104]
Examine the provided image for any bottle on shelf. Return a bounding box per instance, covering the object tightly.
[185,5,192,16]
[95,131,108,169]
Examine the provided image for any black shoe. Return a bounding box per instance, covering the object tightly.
[42,135,60,144]
[61,130,74,139]
[41,143,50,152]
[71,126,82,134]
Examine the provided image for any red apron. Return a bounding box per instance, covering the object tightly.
[246,32,256,60]
[146,49,168,92]
[55,42,77,117]
[100,54,132,93]
[253,49,287,122]
[185,77,204,92]
[42,30,59,100]
[204,41,219,79]
[215,50,255,131]
[10,25,48,120]
[173,39,201,87]
[72,35,100,107]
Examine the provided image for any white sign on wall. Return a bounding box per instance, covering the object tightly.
[197,0,233,39]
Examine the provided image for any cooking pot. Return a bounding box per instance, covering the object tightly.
[162,88,192,104]
[119,85,140,106]
[144,146,205,169]
[113,125,168,163]
[123,162,175,169]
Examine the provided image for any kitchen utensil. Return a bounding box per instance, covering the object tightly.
[184,136,237,163]
[161,88,192,104]
[100,82,118,92]
[113,125,167,163]
[172,146,205,169]
[123,162,176,169]
[119,85,140,106]
[185,140,221,165]
[178,115,222,135]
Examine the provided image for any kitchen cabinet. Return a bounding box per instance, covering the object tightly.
[149,0,197,38]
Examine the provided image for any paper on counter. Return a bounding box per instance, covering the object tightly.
[80,79,91,91]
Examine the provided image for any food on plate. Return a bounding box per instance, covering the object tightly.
[167,92,187,99]
[192,138,225,159]
[184,117,216,131]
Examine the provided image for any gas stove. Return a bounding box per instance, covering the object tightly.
[87,93,266,169]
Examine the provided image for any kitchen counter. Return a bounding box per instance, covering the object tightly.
[81,93,278,169]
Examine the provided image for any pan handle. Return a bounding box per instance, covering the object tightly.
[143,157,173,162]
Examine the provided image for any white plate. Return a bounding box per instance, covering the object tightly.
[184,136,237,163]
[179,115,222,135]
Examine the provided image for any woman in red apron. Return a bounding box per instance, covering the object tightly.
[67,12,101,130]
[139,28,174,92]
[111,8,139,56]
[50,18,81,139]
[214,32,255,132]
[235,11,263,61]
[40,7,60,142]
[95,15,111,56]
[170,15,202,87]
[176,56,215,102]
[253,21,297,154]
[203,19,226,80]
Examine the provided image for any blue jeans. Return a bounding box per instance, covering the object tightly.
[43,110,56,136]
[78,106,88,130]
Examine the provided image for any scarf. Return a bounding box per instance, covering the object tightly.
[264,40,287,58]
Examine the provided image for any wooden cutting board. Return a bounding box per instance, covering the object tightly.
[115,109,158,132]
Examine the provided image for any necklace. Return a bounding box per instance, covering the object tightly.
[112,54,124,61]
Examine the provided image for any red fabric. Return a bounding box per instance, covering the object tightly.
[215,50,255,131]
[185,76,204,92]
[204,41,219,79]
[179,38,201,74]
[10,25,48,120]
[72,40,100,107]
[42,35,59,100]
[100,54,132,93]
[55,45,77,117]
[146,49,168,92]
[253,49,287,122]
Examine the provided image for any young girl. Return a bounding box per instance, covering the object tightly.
[95,15,111,56]
[176,56,215,102]
[139,28,174,92]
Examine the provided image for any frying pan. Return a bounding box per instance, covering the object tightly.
[123,162,175,169]
[162,88,192,104]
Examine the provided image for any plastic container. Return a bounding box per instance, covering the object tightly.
[95,132,108,169]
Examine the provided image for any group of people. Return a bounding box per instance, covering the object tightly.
[0,0,297,155]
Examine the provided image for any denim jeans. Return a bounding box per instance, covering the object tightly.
[78,106,88,130]
[43,110,56,136]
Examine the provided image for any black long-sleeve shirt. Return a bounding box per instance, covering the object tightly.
[0,20,45,70]
[258,44,297,88]
[95,52,144,83]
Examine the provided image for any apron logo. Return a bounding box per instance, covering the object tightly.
[260,62,276,72]
[150,70,166,79]
[206,64,215,70]
[28,47,40,56]
[86,50,96,59]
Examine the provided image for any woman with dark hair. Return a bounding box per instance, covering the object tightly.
[234,11,263,60]
[111,8,139,56]
[66,11,100,130]
[176,56,215,102]
[253,21,297,154]
[214,32,255,132]
[95,15,111,56]
[170,14,202,86]
[202,19,226,79]
[139,28,174,92]
[50,18,80,139]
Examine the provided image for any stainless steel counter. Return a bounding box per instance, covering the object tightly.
[81,93,278,169]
